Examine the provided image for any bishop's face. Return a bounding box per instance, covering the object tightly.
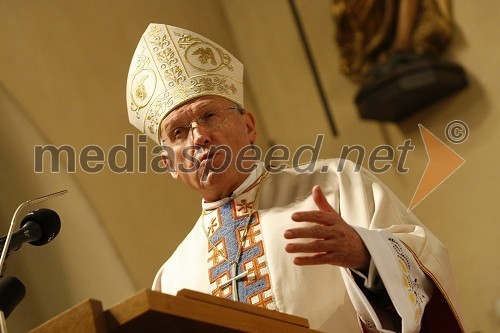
[159,95,257,202]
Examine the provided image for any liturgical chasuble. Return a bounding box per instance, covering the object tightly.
[153,159,463,332]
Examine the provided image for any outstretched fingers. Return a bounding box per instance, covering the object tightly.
[312,185,335,212]
[284,185,371,270]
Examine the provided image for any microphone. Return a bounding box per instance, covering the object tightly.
[0,209,61,254]
[0,276,25,318]
[0,190,66,283]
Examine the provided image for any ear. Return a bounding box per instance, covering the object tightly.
[160,150,178,179]
[243,112,257,144]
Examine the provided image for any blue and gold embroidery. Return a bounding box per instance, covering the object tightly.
[205,191,275,309]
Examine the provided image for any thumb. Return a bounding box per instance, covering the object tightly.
[312,185,335,213]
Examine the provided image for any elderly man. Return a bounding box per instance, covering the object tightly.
[126,24,463,332]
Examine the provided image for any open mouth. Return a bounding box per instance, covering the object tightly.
[199,151,214,164]
[199,147,220,164]
[206,151,216,160]
[198,151,219,182]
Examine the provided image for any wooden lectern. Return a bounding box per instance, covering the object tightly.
[29,289,322,332]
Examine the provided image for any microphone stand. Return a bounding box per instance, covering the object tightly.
[0,311,6,333]
[0,190,68,276]
[0,276,26,333]
[0,190,68,333]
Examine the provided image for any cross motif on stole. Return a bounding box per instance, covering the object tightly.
[218,263,248,301]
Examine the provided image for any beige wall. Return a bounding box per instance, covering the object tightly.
[0,1,497,332]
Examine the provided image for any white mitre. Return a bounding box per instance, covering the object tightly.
[126,23,244,144]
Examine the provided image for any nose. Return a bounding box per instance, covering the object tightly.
[190,122,211,146]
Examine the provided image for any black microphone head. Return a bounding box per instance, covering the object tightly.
[0,276,26,318]
[20,208,61,246]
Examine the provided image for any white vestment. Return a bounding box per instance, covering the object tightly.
[153,159,463,332]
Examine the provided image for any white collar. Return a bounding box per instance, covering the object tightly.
[201,162,264,211]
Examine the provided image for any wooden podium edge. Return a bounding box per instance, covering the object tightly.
[105,289,321,333]
[29,289,322,333]
[29,299,107,333]
[177,288,310,328]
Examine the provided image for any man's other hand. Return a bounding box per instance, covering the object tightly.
[284,185,371,271]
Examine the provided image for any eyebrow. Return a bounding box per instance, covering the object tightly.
[163,105,214,131]
[162,98,232,128]
[162,118,186,135]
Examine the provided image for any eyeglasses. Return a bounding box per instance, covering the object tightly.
[161,107,243,145]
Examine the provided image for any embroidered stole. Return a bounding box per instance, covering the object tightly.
[204,182,276,309]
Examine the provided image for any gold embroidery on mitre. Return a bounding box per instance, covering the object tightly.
[176,33,234,72]
[191,76,237,96]
[147,26,186,87]
[142,26,188,136]
[145,92,174,135]
[129,47,157,120]
[126,23,244,143]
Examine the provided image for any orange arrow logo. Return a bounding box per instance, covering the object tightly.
[408,124,465,210]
